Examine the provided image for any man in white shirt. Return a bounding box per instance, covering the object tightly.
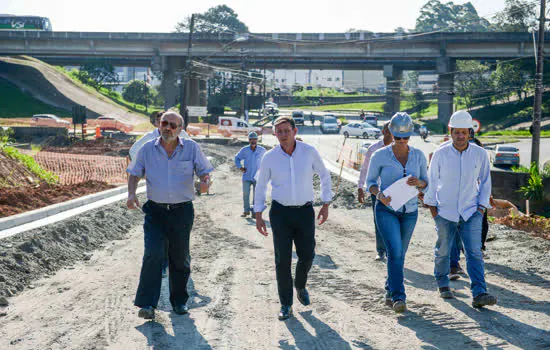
[255,116,333,320]
[358,121,392,261]
[424,110,497,308]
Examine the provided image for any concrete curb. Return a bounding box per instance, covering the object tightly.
[0,181,145,232]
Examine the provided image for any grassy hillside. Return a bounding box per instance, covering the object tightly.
[0,78,69,118]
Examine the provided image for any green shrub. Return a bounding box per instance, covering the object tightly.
[0,145,58,184]
[518,162,544,201]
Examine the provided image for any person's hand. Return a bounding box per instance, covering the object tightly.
[127,194,140,210]
[256,212,268,236]
[240,167,246,173]
[358,188,365,204]
[429,206,438,218]
[407,176,422,188]
[317,204,329,225]
[200,174,210,184]
[378,192,392,207]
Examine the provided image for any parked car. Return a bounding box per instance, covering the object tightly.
[320,115,339,134]
[95,115,133,133]
[292,110,305,125]
[492,145,520,166]
[218,116,262,138]
[340,122,381,139]
[362,113,379,126]
[31,114,70,128]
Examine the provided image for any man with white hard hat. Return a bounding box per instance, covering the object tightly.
[234,131,266,217]
[424,110,497,308]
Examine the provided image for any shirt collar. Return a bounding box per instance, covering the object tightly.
[154,136,184,148]
[278,140,300,157]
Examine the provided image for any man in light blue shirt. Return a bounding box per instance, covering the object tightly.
[234,132,266,217]
[424,110,497,309]
[126,111,213,320]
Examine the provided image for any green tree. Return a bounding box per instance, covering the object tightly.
[491,0,537,31]
[78,61,118,90]
[454,60,493,109]
[415,0,490,32]
[491,61,528,102]
[122,80,157,105]
[175,5,249,33]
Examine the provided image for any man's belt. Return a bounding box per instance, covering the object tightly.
[273,200,313,209]
[149,200,191,211]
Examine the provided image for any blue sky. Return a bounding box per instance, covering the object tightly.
[1,0,509,33]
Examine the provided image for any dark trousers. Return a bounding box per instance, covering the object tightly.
[134,200,194,309]
[371,194,387,257]
[269,200,316,306]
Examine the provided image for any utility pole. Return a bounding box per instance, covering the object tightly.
[240,48,247,118]
[531,0,546,166]
[180,14,195,130]
[143,73,148,113]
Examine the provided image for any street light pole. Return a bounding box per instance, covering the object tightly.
[180,14,195,130]
[240,48,247,119]
[531,0,546,166]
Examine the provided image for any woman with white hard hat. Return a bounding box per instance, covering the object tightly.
[366,112,429,313]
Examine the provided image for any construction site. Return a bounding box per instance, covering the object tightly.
[0,45,549,349]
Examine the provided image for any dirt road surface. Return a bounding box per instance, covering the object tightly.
[0,141,549,349]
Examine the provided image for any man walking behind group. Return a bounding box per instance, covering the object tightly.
[424,110,497,308]
[127,112,213,319]
[254,116,332,320]
[358,121,393,261]
[234,132,266,217]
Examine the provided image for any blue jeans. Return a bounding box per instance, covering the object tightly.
[434,211,487,297]
[371,194,387,257]
[242,180,256,213]
[134,201,194,309]
[375,203,418,302]
[450,233,462,269]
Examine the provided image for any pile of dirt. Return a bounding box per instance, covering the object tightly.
[0,195,144,298]
[0,181,115,218]
[42,138,134,157]
[494,214,550,240]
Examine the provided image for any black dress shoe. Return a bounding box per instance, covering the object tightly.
[173,304,189,315]
[278,305,293,320]
[296,288,311,306]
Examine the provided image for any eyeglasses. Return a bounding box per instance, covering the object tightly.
[160,121,181,129]
[394,136,410,141]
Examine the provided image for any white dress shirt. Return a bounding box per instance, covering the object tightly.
[254,141,333,212]
[358,139,385,189]
[424,142,492,222]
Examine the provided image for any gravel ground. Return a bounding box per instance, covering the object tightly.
[0,139,548,349]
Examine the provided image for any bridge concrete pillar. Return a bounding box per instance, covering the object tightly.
[161,56,183,110]
[437,56,455,132]
[383,65,402,117]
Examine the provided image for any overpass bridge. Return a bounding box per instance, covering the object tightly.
[1,30,548,124]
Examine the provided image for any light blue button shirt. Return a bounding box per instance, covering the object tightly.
[234,145,266,182]
[127,137,214,203]
[366,145,428,213]
[424,142,491,223]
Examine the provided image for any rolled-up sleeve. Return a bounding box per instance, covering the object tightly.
[477,151,492,209]
[366,151,382,192]
[253,155,271,213]
[312,148,333,202]
[127,146,146,177]
[234,148,244,169]
[423,151,439,206]
[193,144,214,176]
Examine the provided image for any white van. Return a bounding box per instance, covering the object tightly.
[218,117,262,137]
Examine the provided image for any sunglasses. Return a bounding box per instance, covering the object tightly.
[394,136,410,140]
[160,121,181,129]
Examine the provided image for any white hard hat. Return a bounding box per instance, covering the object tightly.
[448,110,473,128]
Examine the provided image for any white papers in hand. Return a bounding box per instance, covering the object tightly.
[382,175,419,211]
